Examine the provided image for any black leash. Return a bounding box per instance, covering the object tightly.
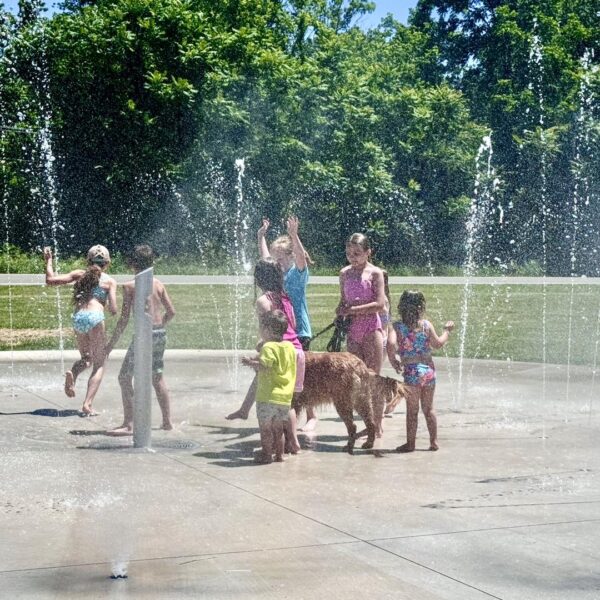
[310,316,351,352]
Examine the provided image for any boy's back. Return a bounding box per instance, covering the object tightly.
[121,277,174,327]
[256,341,297,406]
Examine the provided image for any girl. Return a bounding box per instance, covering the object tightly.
[387,290,454,452]
[229,258,304,453]
[44,245,117,415]
[229,217,317,432]
[336,233,386,373]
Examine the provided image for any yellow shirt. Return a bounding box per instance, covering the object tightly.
[255,341,297,406]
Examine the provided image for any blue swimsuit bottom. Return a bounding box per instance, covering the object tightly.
[72,310,105,334]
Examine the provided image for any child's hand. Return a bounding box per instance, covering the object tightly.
[43,247,52,262]
[444,321,455,332]
[241,355,253,366]
[286,216,299,237]
[257,218,270,237]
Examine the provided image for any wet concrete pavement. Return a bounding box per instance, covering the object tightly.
[1,351,599,599]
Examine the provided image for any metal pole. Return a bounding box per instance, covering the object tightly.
[133,267,153,449]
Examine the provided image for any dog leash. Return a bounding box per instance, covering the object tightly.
[309,320,338,342]
[309,316,350,352]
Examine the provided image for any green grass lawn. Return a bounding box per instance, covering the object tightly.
[1,283,599,366]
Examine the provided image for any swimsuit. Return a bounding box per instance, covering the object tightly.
[72,273,110,334]
[265,292,304,392]
[343,275,382,344]
[92,272,110,302]
[120,327,167,377]
[394,320,436,387]
[72,310,105,334]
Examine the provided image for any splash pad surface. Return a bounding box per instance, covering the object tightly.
[0,351,598,599]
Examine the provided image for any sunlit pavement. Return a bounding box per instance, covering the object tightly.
[1,351,599,599]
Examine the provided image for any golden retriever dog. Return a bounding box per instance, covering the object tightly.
[293,352,404,454]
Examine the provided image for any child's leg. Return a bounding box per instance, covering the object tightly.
[65,334,91,397]
[360,330,384,375]
[80,325,107,415]
[106,367,134,435]
[397,386,419,452]
[257,418,274,464]
[273,418,285,461]
[285,405,301,453]
[420,385,438,450]
[300,405,318,432]
[226,375,257,420]
[153,373,173,430]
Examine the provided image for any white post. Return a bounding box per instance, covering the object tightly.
[133,267,153,449]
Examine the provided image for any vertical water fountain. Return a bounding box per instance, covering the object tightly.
[457,134,500,408]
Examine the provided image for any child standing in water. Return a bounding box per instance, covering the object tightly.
[228,216,316,431]
[387,290,454,452]
[336,233,386,373]
[105,244,176,435]
[230,258,304,453]
[44,245,117,415]
[242,310,297,464]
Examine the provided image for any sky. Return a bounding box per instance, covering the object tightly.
[2,0,419,27]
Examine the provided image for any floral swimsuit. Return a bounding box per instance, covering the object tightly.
[393,320,436,387]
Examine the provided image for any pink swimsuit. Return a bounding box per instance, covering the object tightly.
[265,292,305,391]
[343,275,382,344]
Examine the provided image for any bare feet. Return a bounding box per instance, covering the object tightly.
[106,426,133,436]
[284,441,301,455]
[161,422,173,431]
[396,443,415,453]
[299,417,317,432]
[226,409,248,420]
[254,450,273,464]
[274,455,285,462]
[429,442,439,451]
[64,371,75,398]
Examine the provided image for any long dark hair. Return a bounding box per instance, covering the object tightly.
[399,290,426,330]
[73,265,102,307]
[254,258,284,294]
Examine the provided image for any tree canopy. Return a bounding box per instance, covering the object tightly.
[0,0,598,273]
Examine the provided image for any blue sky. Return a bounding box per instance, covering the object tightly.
[2,0,418,26]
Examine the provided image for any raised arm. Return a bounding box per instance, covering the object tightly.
[286,216,307,272]
[257,218,270,260]
[43,247,84,285]
[428,320,455,349]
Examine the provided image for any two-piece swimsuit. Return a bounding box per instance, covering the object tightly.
[72,273,109,334]
[393,320,436,387]
[342,275,382,344]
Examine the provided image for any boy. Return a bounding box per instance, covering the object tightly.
[105,244,176,435]
[242,310,297,464]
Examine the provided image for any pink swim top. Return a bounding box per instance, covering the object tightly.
[342,275,382,343]
[266,292,302,350]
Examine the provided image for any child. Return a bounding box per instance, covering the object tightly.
[228,258,304,453]
[336,233,386,373]
[387,290,454,452]
[105,244,176,435]
[258,217,312,350]
[242,310,297,464]
[229,216,317,431]
[44,245,117,416]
